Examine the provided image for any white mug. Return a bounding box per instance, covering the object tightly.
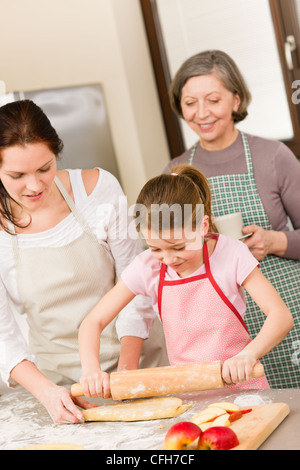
[214,212,246,239]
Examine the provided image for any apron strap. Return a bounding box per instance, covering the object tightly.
[54,175,92,233]
[188,142,198,165]
[157,243,210,320]
[157,239,248,331]
[205,255,249,332]
[240,132,254,175]
[157,262,167,321]
[203,242,210,273]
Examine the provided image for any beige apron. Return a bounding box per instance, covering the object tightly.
[8,175,168,385]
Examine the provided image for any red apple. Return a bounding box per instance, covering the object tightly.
[164,421,202,450]
[198,426,239,450]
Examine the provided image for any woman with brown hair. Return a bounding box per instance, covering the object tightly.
[0,99,168,423]
[164,50,300,388]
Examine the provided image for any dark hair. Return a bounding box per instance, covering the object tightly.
[170,50,252,123]
[0,100,64,232]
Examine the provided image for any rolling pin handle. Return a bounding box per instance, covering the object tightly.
[71,382,84,397]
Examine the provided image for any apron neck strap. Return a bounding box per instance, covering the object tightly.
[239,131,254,175]
[54,175,91,232]
[188,142,198,165]
[203,241,211,273]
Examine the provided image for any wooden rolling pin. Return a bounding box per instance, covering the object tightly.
[71,361,264,401]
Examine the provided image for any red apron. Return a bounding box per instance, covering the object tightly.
[157,241,269,389]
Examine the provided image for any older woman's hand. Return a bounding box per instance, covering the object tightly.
[242,225,288,261]
[242,225,270,261]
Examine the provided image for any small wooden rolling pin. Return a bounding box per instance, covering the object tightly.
[71,360,264,401]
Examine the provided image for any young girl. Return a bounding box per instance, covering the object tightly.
[78,165,293,397]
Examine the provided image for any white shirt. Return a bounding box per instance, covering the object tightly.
[0,169,154,387]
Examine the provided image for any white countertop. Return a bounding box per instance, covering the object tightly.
[1,386,299,450]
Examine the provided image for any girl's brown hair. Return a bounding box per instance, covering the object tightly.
[0,100,64,232]
[170,50,251,123]
[135,164,216,235]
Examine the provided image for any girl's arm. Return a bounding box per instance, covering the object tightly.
[118,335,144,371]
[222,267,294,384]
[78,279,136,398]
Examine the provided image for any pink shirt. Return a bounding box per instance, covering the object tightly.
[121,234,259,318]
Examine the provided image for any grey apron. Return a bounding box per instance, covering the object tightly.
[8,176,168,385]
[189,132,300,388]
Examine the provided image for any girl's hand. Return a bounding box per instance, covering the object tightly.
[80,370,111,399]
[39,384,96,424]
[222,351,257,385]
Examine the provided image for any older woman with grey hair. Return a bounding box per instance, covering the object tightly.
[164,50,300,389]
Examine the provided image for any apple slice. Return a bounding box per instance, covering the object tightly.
[228,410,243,423]
[191,412,219,426]
[241,408,252,414]
[211,413,230,427]
[198,406,229,417]
[199,422,213,431]
[191,407,227,425]
[207,402,240,412]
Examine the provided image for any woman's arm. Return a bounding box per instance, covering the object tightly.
[10,360,96,424]
[78,279,137,398]
[222,267,294,384]
[243,142,300,260]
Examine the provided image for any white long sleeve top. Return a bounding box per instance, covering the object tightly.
[0,168,154,387]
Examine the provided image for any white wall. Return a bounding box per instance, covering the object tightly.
[0,0,170,204]
[0,0,170,392]
[157,0,293,149]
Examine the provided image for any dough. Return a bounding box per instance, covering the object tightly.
[18,443,85,450]
[82,397,192,422]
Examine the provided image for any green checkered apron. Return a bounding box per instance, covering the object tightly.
[189,132,300,388]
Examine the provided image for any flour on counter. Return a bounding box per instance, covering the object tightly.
[234,393,273,407]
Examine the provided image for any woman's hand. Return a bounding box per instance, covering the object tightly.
[222,351,257,385]
[80,370,111,399]
[10,360,97,424]
[39,384,97,424]
[242,225,287,261]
